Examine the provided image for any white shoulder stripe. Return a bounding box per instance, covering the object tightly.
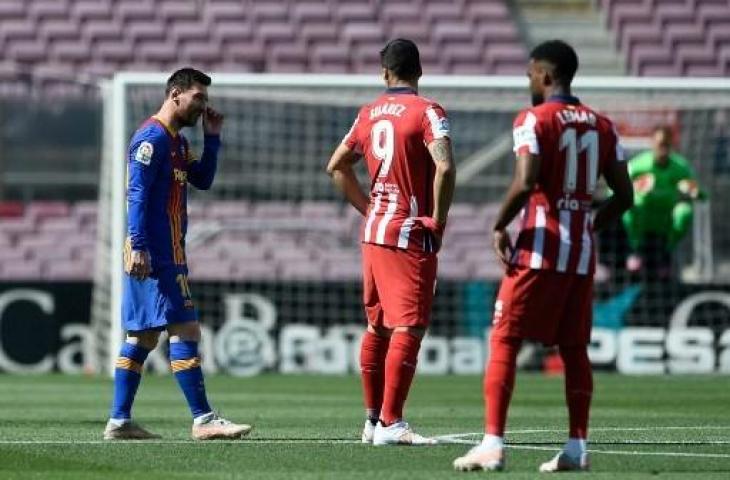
[426,106,449,140]
[513,111,539,155]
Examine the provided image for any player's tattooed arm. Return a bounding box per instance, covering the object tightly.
[428,138,456,227]
[326,143,369,216]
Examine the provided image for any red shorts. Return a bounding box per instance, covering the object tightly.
[491,266,593,346]
[362,243,437,329]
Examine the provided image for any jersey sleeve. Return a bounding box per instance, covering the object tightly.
[512,110,540,156]
[127,130,165,251]
[672,153,696,179]
[607,120,626,163]
[422,103,450,144]
[342,110,363,154]
[186,134,220,190]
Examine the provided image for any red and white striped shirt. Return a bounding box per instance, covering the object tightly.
[511,96,624,275]
[343,87,450,253]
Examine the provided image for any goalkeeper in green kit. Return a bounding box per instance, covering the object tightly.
[622,125,705,277]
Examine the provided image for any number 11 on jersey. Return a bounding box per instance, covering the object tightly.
[560,128,598,194]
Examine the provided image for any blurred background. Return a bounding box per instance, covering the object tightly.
[0,0,729,377]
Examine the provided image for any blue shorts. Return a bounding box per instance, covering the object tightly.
[122,265,197,332]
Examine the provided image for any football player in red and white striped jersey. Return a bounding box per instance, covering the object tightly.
[327,39,456,446]
[454,40,633,472]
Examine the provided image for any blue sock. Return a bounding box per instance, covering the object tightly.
[110,342,150,420]
[170,341,211,418]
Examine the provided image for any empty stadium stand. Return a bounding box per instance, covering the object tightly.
[598,0,730,76]
[0,0,527,95]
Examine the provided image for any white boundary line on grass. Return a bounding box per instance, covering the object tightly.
[509,445,730,460]
[2,426,729,460]
[434,426,730,459]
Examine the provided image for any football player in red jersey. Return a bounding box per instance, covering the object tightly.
[454,40,633,472]
[327,39,456,446]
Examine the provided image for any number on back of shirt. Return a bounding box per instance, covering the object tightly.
[371,119,395,177]
[560,128,598,194]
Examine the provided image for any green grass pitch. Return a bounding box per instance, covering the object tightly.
[0,373,728,479]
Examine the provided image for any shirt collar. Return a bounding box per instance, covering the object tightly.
[151,116,178,137]
[546,94,581,105]
[385,87,417,95]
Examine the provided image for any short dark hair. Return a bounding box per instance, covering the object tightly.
[380,38,422,81]
[530,40,579,85]
[165,68,211,96]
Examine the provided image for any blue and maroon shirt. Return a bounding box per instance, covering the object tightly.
[125,117,219,270]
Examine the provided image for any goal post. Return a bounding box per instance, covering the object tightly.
[93,73,730,376]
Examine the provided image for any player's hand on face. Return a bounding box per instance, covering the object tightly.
[202,107,224,136]
[493,228,513,269]
[126,249,152,280]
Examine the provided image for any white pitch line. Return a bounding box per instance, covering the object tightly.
[508,444,730,460]
[3,426,730,452]
[438,426,730,438]
[508,426,730,434]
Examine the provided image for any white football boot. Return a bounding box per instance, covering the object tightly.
[539,451,590,472]
[103,419,161,440]
[372,420,437,446]
[361,420,376,443]
[191,412,252,440]
[453,444,505,472]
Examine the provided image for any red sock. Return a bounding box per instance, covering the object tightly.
[484,335,521,436]
[559,345,593,439]
[380,332,421,425]
[360,331,390,418]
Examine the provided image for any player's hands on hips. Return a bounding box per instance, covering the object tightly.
[416,216,445,252]
[202,107,224,136]
[493,228,513,269]
[126,249,152,280]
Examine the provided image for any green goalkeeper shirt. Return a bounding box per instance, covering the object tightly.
[627,150,699,234]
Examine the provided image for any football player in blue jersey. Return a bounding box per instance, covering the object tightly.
[104,68,251,440]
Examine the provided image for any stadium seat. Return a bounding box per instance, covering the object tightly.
[0,202,24,218]
[381,3,422,26]
[0,259,43,280]
[0,1,26,20]
[158,0,199,23]
[325,258,362,281]
[72,0,112,23]
[230,261,278,280]
[25,201,70,219]
[45,259,92,280]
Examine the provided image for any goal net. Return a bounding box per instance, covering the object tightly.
[93,74,730,376]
